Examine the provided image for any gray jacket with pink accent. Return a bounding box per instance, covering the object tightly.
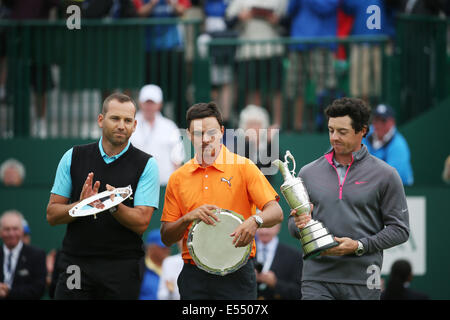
[288,145,410,285]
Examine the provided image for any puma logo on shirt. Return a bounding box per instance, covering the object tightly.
[221,177,233,187]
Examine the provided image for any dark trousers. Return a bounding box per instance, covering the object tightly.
[301,280,381,300]
[54,253,142,300]
[177,259,257,300]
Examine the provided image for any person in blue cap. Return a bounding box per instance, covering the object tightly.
[139,229,171,300]
[363,103,414,186]
[21,218,31,245]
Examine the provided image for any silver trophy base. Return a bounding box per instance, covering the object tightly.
[299,220,339,260]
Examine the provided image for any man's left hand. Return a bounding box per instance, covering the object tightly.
[230,218,258,248]
[320,237,358,256]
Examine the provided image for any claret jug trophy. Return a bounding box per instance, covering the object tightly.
[273,151,338,259]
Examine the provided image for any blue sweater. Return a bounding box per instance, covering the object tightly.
[341,0,396,37]
[204,0,228,17]
[363,128,414,186]
[143,0,183,50]
[139,267,160,300]
[287,0,338,51]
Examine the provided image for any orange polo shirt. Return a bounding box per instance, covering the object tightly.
[161,144,279,262]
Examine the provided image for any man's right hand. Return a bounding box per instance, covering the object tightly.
[183,204,221,226]
[79,172,103,209]
[290,204,313,229]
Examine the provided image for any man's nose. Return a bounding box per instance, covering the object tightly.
[202,133,213,143]
[117,120,125,129]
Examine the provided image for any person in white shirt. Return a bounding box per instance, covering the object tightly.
[130,84,185,186]
[157,240,183,300]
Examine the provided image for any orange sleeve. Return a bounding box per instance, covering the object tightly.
[244,160,279,210]
[161,174,182,222]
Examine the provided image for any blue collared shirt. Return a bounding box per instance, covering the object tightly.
[50,137,159,208]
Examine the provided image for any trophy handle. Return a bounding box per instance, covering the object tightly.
[284,150,296,177]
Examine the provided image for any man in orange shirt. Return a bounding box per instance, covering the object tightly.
[161,102,283,299]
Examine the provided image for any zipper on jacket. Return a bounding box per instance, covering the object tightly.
[329,155,354,200]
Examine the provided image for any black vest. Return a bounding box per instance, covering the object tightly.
[62,142,151,259]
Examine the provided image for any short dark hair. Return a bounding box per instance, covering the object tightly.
[102,93,137,115]
[186,102,224,130]
[324,97,371,137]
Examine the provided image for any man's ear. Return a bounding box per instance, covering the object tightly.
[97,113,104,128]
[186,128,192,141]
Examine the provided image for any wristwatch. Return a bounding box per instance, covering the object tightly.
[355,240,365,256]
[252,215,264,228]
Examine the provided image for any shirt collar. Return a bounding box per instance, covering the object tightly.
[325,144,368,165]
[256,236,279,254]
[188,144,227,173]
[3,241,23,257]
[98,137,131,162]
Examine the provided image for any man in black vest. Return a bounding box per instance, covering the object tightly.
[46,93,160,299]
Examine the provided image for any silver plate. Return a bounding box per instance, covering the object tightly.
[69,185,133,218]
[187,209,252,276]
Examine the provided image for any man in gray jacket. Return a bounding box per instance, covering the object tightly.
[289,97,409,300]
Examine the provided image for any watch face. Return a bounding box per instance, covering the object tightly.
[356,242,364,255]
[254,215,263,227]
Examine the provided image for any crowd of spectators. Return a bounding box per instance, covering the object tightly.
[1,0,448,133]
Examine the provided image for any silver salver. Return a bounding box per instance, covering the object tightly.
[187,208,252,276]
[273,151,338,259]
[69,185,133,219]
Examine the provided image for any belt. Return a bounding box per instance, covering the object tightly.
[184,257,255,266]
[183,259,196,265]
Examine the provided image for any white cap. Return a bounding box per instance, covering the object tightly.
[139,84,163,104]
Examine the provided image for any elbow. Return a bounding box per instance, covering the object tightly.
[263,200,284,226]
[161,237,172,247]
[393,224,410,246]
[400,226,410,245]
[137,226,148,236]
[160,233,174,247]
[136,218,151,236]
[278,207,284,224]
[142,215,152,232]
[273,202,284,224]
[46,213,59,227]
[159,224,175,247]
[46,206,57,226]
[47,215,55,226]
[135,207,154,235]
